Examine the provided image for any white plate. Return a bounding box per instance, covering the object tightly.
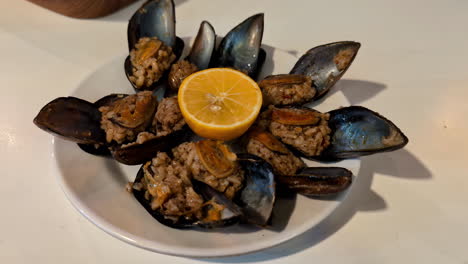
[54,47,360,258]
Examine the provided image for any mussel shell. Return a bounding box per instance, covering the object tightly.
[111,126,191,165]
[33,97,105,145]
[187,21,216,70]
[124,37,185,92]
[127,0,176,50]
[76,94,129,157]
[236,153,276,226]
[132,165,241,229]
[94,93,129,108]
[215,13,265,79]
[290,41,360,100]
[277,167,352,196]
[318,106,408,161]
[191,180,242,228]
[77,143,111,157]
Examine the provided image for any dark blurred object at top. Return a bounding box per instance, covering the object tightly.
[26,0,138,19]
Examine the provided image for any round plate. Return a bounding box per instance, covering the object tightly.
[54,47,360,257]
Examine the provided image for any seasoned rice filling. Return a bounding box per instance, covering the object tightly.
[129,37,176,89]
[172,142,244,199]
[259,74,315,106]
[246,136,305,176]
[99,91,156,144]
[153,96,186,136]
[168,60,198,91]
[139,152,205,219]
[269,107,332,156]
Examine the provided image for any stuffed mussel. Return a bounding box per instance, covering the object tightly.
[244,128,353,196]
[128,140,275,228]
[259,41,360,106]
[34,91,190,165]
[125,0,185,91]
[256,105,408,161]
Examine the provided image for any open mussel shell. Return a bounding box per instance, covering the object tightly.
[236,153,276,226]
[33,97,106,145]
[317,106,408,161]
[132,166,241,229]
[111,127,192,165]
[187,21,216,70]
[215,13,265,79]
[127,0,176,49]
[277,167,352,196]
[191,180,242,228]
[77,94,129,157]
[125,0,185,92]
[290,41,360,100]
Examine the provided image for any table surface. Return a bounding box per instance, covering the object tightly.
[2,0,467,263]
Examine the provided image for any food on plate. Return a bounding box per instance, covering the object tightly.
[245,128,305,176]
[172,141,244,199]
[129,140,275,228]
[289,41,361,100]
[152,96,186,137]
[99,91,157,144]
[128,37,176,89]
[268,107,332,157]
[166,21,218,92]
[125,0,184,91]
[316,106,409,161]
[259,74,315,106]
[168,60,198,91]
[178,68,262,140]
[214,13,266,79]
[33,0,410,230]
[276,167,353,196]
[186,21,216,70]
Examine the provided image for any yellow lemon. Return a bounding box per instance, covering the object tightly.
[178,68,262,140]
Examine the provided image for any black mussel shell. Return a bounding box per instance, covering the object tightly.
[126,0,184,92]
[77,143,111,156]
[277,167,352,196]
[215,13,265,79]
[191,180,242,228]
[127,0,176,50]
[132,166,241,229]
[318,106,408,161]
[33,97,105,145]
[290,41,360,100]
[111,127,191,165]
[236,153,276,226]
[94,93,129,107]
[187,21,216,70]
